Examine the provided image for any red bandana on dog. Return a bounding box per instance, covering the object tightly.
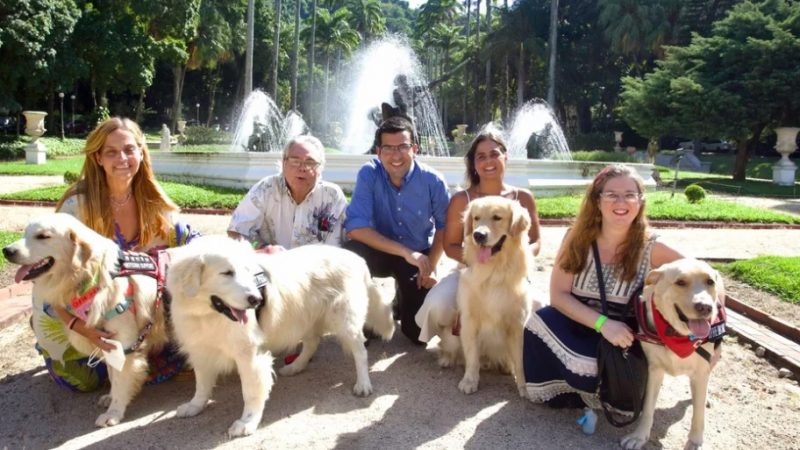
[645,293,726,358]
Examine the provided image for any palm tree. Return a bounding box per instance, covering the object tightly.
[306,0,318,125]
[312,8,360,123]
[271,0,283,100]
[547,0,558,106]
[345,0,386,43]
[291,0,301,110]
[428,22,464,123]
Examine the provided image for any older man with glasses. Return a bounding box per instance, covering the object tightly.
[344,116,450,345]
[228,135,347,251]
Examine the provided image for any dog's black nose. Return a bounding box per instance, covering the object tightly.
[694,302,712,315]
[246,295,262,307]
[473,231,487,245]
[2,247,15,259]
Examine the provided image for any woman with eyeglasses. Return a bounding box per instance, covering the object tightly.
[522,164,683,428]
[415,129,542,364]
[228,135,347,251]
[32,117,197,392]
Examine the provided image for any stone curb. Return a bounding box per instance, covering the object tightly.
[2,199,799,229]
[727,295,800,345]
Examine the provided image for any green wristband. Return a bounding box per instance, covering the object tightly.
[594,314,608,333]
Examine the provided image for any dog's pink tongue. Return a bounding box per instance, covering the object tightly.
[688,319,710,339]
[231,307,248,325]
[477,246,492,264]
[14,265,33,284]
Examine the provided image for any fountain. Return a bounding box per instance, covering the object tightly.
[339,36,449,156]
[150,40,654,195]
[229,90,307,152]
[506,99,572,160]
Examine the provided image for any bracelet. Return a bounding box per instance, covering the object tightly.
[67,317,78,330]
[593,315,608,333]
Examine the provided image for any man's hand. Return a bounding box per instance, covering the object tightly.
[256,245,286,255]
[418,273,438,289]
[404,251,433,278]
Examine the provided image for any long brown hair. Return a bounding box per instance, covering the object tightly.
[464,129,508,188]
[560,164,649,282]
[56,117,178,248]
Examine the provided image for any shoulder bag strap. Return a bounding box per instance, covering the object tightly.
[591,241,608,315]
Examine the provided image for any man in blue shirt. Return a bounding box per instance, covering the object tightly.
[344,116,450,344]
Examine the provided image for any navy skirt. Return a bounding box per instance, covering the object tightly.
[523,306,601,403]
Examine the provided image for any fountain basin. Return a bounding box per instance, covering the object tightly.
[151,152,656,197]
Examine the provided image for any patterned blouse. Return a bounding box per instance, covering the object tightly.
[228,174,347,249]
[571,235,657,318]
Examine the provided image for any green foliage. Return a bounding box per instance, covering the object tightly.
[184,126,231,145]
[718,256,800,304]
[0,137,25,160]
[0,137,83,160]
[570,133,615,152]
[0,231,23,270]
[63,170,79,184]
[570,151,635,163]
[88,106,110,129]
[684,183,706,203]
[0,157,84,175]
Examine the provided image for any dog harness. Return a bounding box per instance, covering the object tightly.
[634,292,726,363]
[66,249,170,354]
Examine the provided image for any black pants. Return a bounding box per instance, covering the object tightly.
[343,240,429,344]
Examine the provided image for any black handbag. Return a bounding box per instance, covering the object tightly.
[592,242,648,427]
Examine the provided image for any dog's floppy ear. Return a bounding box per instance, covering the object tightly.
[462,204,474,239]
[509,202,531,237]
[645,266,665,286]
[176,257,205,298]
[69,230,93,266]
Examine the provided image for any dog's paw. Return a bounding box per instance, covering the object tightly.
[683,440,703,450]
[97,394,112,408]
[620,432,649,449]
[438,353,456,368]
[176,401,205,418]
[353,379,373,397]
[95,410,123,427]
[278,361,306,377]
[228,418,258,437]
[458,375,479,394]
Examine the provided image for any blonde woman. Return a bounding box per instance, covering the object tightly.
[415,129,542,363]
[522,165,683,427]
[33,117,197,392]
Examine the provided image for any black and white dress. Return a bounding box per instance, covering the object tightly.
[522,236,656,405]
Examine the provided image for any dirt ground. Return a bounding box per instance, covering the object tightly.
[1,262,800,450]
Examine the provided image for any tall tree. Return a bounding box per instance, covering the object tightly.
[291,0,301,110]
[272,0,283,99]
[546,0,558,106]
[312,8,360,124]
[346,0,386,42]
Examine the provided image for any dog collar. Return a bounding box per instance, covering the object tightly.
[648,292,726,358]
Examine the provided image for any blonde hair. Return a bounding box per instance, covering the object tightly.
[559,164,649,282]
[56,117,178,248]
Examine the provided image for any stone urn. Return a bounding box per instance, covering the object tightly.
[613,130,623,152]
[23,111,48,165]
[772,126,799,186]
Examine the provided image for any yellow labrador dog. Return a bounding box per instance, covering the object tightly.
[622,259,726,450]
[2,213,168,427]
[456,197,536,396]
[167,238,395,437]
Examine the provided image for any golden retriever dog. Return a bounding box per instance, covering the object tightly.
[2,213,167,427]
[455,197,538,396]
[167,238,395,437]
[622,259,726,450]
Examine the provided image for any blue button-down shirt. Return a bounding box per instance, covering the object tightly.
[345,158,450,252]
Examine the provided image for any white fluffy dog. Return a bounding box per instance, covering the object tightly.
[622,259,726,450]
[2,213,167,427]
[454,197,539,396]
[167,237,395,437]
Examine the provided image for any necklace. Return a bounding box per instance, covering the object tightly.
[109,190,132,209]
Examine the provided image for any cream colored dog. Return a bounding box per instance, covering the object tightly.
[2,213,167,427]
[454,197,539,396]
[167,238,395,437]
[622,258,725,450]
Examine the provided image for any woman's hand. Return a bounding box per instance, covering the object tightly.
[70,320,117,352]
[599,319,634,348]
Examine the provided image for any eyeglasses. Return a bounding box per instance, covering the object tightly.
[100,147,140,160]
[599,191,643,203]
[379,143,413,153]
[284,157,321,170]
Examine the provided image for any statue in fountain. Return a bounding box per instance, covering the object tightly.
[247,118,269,152]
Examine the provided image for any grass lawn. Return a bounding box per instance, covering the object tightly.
[717,256,800,304]
[0,231,22,271]
[0,156,83,175]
